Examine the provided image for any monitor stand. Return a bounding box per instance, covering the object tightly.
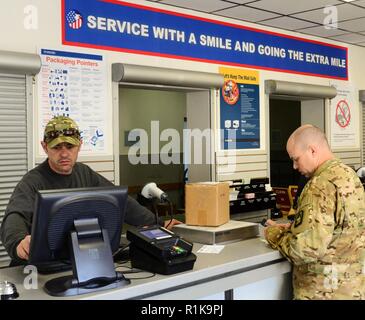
[44,271,129,297]
[44,218,130,297]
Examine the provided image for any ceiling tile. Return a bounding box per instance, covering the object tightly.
[291,9,328,24]
[351,0,365,7]
[246,0,342,15]
[292,3,365,23]
[216,5,280,22]
[260,16,317,30]
[146,0,365,48]
[222,0,255,3]
[158,0,234,12]
[338,17,365,31]
[329,32,365,42]
[296,25,348,37]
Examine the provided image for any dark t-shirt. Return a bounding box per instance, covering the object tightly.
[0,160,159,263]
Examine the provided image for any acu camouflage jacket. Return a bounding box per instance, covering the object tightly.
[266,159,365,299]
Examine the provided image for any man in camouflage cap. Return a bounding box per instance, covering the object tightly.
[265,125,365,299]
[43,115,81,149]
[1,115,181,264]
[41,116,82,175]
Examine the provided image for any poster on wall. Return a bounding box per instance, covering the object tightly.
[329,81,359,149]
[38,48,108,155]
[219,67,260,150]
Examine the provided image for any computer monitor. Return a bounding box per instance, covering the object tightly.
[28,186,130,297]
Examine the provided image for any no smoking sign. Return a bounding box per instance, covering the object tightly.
[335,99,351,128]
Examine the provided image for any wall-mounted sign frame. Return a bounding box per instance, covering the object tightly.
[37,48,109,156]
[62,0,348,80]
[219,67,260,150]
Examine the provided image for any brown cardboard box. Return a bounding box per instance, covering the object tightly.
[185,182,230,226]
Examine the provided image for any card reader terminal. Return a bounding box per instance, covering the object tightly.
[126,225,197,275]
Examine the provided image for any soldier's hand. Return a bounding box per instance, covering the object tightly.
[265,219,277,226]
[266,219,291,229]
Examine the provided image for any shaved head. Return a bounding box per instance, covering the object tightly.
[286,124,333,177]
[288,125,330,152]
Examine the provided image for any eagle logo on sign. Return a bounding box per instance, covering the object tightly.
[222,80,239,105]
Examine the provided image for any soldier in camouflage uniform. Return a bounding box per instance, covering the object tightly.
[265,125,365,299]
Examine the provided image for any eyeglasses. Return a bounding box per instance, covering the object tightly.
[44,128,81,142]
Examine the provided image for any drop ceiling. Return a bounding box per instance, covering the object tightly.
[146,0,365,47]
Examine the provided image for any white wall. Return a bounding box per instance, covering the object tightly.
[301,100,325,130]
[118,88,186,155]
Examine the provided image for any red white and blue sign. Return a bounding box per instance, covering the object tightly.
[66,10,83,29]
[62,0,348,80]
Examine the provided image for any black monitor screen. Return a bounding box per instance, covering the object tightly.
[28,186,130,296]
[29,186,127,264]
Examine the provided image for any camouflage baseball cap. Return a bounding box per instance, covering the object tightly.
[43,116,81,148]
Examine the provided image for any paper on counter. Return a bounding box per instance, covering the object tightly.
[197,244,225,254]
